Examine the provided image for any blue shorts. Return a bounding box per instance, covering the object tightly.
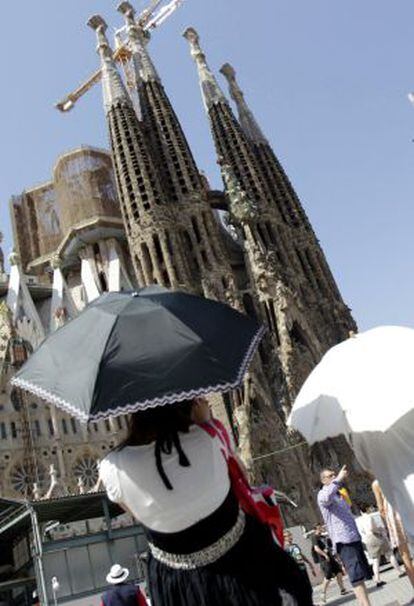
[336,541,373,586]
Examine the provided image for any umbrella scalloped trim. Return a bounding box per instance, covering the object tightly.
[10,324,265,424]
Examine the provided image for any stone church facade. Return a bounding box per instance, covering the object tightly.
[0,4,360,523]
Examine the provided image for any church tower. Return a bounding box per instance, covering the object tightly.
[117,2,204,205]
[89,13,237,304]
[219,62,349,315]
[183,28,356,414]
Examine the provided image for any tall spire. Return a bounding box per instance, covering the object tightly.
[220,60,314,229]
[87,13,234,295]
[87,15,130,114]
[184,27,274,211]
[88,13,180,287]
[118,9,203,201]
[117,2,160,83]
[220,63,268,145]
[220,61,345,303]
[183,28,226,110]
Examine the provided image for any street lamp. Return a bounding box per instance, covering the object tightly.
[51,576,60,606]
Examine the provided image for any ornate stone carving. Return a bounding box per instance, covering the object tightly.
[9,250,20,267]
[221,164,257,226]
[50,253,62,270]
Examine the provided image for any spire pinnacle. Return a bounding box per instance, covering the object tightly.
[220,63,268,145]
[87,14,130,114]
[117,1,135,24]
[183,27,226,109]
[117,2,159,82]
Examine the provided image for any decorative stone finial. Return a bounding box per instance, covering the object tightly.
[33,482,41,500]
[9,249,20,267]
[183,26,199,45]
[117,1,136,22]
[87,15,110,54]
[183,27,226,109]
[87,14,130,114]
[50,253,62,270]
[220,62,268,145]
[87,14,108,34]
[50,463,57,481]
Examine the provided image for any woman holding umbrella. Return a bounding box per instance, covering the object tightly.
[12,288,313,605]
[100,398,313,605]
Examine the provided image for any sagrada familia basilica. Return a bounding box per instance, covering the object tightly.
[0,2,362,523]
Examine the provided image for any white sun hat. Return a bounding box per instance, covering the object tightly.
[106,564,130,585]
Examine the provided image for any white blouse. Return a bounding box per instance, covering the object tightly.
[99,425,230,533]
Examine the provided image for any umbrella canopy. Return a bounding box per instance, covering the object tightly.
[11,287,264,422]
[288,325,414,443]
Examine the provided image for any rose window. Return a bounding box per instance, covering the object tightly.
[10,463,46,497]
[73,456,98,489]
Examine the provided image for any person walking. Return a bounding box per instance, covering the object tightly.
[318,466,372,606]
[372,479,414,601]
[101,564,147,606]
[359,507,402,587]
[100,398,313,605]
[284,529,316,601]
[311,523,348,603]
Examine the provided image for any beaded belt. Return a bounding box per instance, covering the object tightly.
[148,508,245,570]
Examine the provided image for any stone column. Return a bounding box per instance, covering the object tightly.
[79,247,101,302]
[147,238,164,285]
[132,254,146,286]
[159,234,178,287]
[139,243,153,285]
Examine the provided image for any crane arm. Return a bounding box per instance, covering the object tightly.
[55,45,132,112]
[146,0,183,29]
[55,68,103,112]
[55,0,185,113]
[139,0,164,27]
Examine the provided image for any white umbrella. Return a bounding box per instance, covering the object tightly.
[288,325,414,440]
[288,325,414,541]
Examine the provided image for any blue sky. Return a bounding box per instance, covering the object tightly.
[1,1,414,330]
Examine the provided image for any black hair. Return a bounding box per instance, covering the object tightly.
[119,400,195,490]
[120,399,194,448]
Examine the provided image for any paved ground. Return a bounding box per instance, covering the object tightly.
[313,567,414,605]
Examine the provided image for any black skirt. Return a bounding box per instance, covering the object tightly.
[146,492,313,606]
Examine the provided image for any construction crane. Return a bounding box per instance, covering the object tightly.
[55,0,184,113]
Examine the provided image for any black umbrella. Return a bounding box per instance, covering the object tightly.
[11,287,264,422]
